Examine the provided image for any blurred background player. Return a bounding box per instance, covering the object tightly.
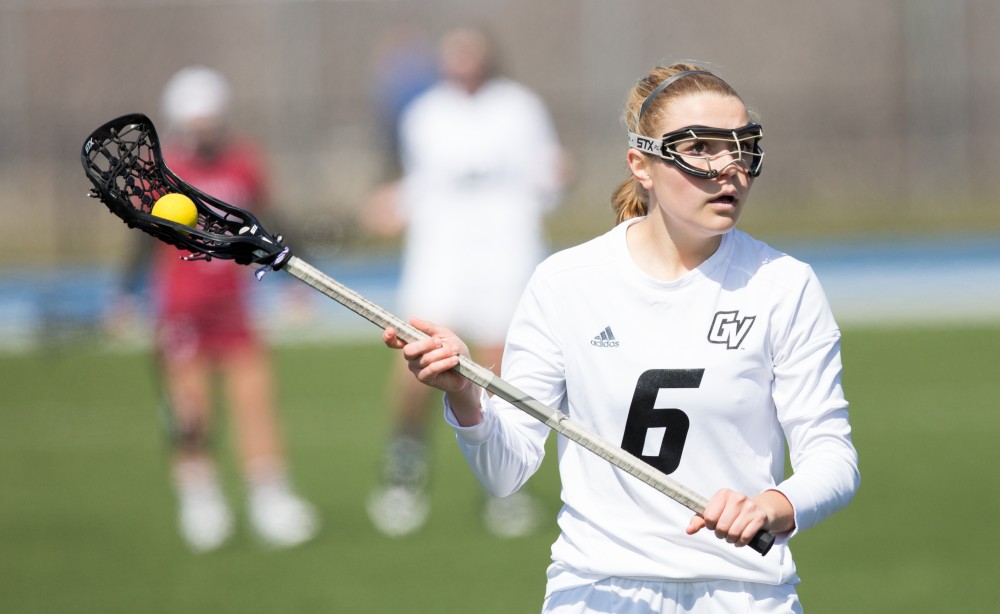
[361,26,570,537]
[114,66,319,552]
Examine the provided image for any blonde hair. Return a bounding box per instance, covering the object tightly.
[611,63,744,224]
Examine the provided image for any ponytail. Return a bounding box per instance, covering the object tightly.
[611,175,648,224]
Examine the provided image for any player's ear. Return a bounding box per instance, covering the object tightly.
[626,149,653,189]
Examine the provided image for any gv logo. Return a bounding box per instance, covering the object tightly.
[707,311,755,349]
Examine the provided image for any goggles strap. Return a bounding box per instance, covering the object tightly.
[638,70,714,122]
[627,132,664,156]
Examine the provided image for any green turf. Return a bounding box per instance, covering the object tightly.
[1,325,998,613]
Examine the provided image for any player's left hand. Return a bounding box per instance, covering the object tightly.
[685,488,770,548]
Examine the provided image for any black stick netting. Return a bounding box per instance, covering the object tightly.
[82,113,288,267]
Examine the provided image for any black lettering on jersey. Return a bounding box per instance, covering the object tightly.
[707,311,755,349]
[620,369,703,475]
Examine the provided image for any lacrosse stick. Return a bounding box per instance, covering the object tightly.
[81,113,774,555]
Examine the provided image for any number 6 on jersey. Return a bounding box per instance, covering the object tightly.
[621,369,703,475]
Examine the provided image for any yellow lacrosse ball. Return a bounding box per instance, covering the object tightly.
[151,193,198,228]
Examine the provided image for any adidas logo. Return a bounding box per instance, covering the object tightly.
[590,326,620,348]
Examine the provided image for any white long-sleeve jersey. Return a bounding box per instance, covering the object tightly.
[446,218,860,595]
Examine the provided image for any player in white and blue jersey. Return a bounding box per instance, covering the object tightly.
[364,26,567,539]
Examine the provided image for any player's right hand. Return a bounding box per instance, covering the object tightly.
[383,318,483,424]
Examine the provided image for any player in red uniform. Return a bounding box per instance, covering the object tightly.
[118,66,318,551]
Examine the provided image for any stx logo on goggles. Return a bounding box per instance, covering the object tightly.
[633,135,658,152]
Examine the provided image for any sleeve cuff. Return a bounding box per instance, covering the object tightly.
[443,390,496,445]
[769,486,801,542]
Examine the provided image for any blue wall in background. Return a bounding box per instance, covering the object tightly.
[2,236,998,353]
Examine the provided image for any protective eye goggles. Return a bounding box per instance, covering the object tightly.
[628,123,764,179]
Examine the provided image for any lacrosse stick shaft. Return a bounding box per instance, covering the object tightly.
[282,255,773,555]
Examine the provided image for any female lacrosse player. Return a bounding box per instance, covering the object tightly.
[117,66,318,552]
[382,63,860,612]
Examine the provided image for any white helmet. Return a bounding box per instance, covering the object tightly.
[161,65,231,128]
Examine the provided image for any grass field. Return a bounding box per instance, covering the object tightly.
[1,325,998,613]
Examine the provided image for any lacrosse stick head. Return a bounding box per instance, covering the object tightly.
[81,113,289,267]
